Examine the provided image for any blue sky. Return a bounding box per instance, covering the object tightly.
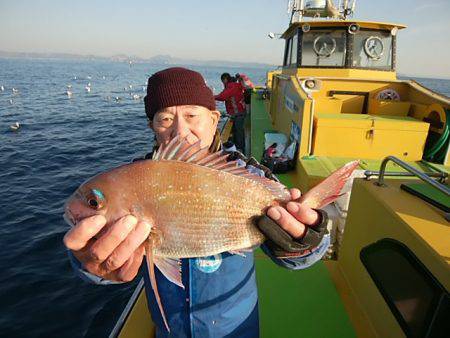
[1,0,449,78]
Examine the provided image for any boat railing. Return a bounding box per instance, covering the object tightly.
[109,278,145,338]
[370,156,450,197]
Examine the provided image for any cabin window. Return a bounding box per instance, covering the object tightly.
[290,34,298,66]
[284,38,291,66]
[301,29,346,67]
[360,239,449,337]
[284,34,298,67]
[352,30,393,70]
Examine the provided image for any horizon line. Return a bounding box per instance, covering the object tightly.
[0,49,449,81]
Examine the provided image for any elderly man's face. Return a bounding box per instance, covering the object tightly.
[151,105,220,148]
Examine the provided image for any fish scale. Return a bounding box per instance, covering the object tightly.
[149,164,270,257]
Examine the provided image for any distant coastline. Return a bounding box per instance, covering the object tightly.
[0,50,275,70]
[1,50,449,80]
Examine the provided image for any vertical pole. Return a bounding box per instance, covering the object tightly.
[299,0,304,21]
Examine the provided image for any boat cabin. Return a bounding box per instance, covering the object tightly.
[268,20,449,168]
[281,21,405,80]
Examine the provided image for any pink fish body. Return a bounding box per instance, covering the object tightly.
[64,136,359,332]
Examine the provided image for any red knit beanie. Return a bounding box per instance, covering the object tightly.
[144,67,216,120]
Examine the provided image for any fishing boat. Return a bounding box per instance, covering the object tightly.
[110,1,449,337]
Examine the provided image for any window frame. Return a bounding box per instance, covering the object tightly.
[299,26,348,69]
[350,28,395,71]
[283,28,301,68]
[360,238,449,337]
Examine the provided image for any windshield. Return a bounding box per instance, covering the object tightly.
[352,30,393,70]
[301,29,346,67]
[286,27,395,70]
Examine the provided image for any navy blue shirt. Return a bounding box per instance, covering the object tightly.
[69,236,330,337]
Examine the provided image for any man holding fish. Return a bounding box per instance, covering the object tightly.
[63,67,357,337]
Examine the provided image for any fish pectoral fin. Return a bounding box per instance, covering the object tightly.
[229,245,258,257]
[228,250,247,257]
[145,243,171,333]
[299,160,360,209]
[154,257,184,289]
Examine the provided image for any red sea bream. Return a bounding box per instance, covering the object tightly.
[64,136,359,332]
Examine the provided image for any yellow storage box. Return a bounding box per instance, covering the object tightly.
[312,113,430,160]
[314,97,343,114]
[368,99,411,116]
[334,94,365,114]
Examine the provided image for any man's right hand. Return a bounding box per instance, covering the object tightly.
[63,215,151,282]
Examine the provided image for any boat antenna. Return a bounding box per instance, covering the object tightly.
[288,0,305,23]
[288,0,356,22]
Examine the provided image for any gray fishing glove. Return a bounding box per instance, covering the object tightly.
[257,209,328,258]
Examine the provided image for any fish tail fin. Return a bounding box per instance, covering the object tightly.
[299,160,360,209]
[145,242,170,333]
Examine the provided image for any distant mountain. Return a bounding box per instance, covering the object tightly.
[0,51,274,69]
[0,50,108,61]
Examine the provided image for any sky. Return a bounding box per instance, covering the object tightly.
[0,0,449,78]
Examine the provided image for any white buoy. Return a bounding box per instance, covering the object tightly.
[67,90,73,98]
[129,84,133,89]
[132,94,140,100]
[9,99,13,104]
[0,85,4,91]
[12,88,19,94]
[10,122,20,131]
[85,86,91,93]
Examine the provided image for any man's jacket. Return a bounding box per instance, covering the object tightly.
[214,82,246,116]
[68,149,330,338]
[70,238,330,338]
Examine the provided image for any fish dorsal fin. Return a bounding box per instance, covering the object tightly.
[299,160,360,209]
[153,135,183,160]
[156,137,290,200]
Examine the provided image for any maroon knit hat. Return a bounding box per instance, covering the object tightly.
[144,67,216,120]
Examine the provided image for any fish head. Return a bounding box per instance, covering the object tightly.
[64,170,132,227]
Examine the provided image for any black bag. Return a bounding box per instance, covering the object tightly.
[261,155,295,174]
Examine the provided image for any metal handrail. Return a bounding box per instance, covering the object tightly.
[109,278,145,338]
[365,170,447,182]
[375,156,450,196]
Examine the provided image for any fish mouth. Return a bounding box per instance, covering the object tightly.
[63,209,76,227]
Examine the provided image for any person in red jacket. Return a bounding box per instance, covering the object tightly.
[214,73,246,152]
[236,73,255,115]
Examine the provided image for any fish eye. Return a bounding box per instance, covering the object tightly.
[88,198,99,208]
[86,188,105,210]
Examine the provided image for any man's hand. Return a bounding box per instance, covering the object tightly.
[266,188,320,239]
[63,215,151,282]
[257,188,327,258]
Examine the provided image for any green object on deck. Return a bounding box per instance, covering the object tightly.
[401,182,450,212]
[250,94,357,338]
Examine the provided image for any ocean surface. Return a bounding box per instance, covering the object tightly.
[0,58,448,338]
